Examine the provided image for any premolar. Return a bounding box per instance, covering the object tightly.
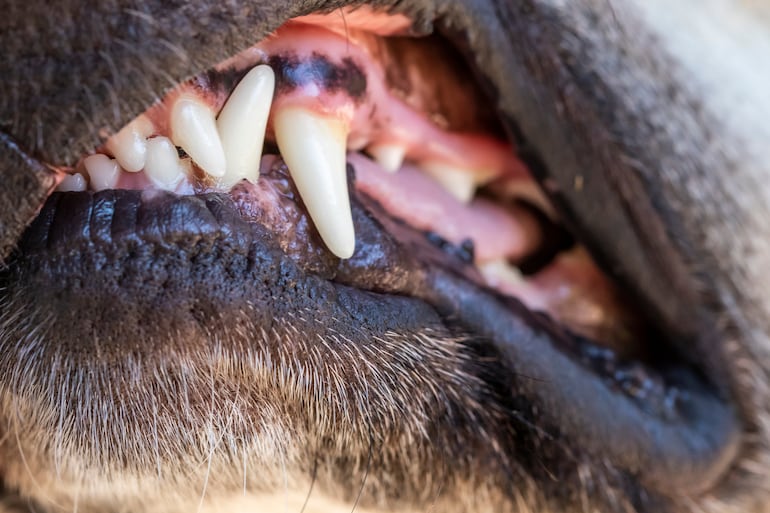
[367,143,406,173]
[421,161,492,203]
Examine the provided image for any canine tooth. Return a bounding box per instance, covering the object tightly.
[84,154,120,191]
[106,115,154,172]
[274,107,355,259]
[216,64,275,188]
[368,143,406,173]
[170,94,226,178]
[421,162,480,203]
[57,173,87,192]
[144,136,187,190]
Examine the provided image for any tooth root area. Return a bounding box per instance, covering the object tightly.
[170,94,226,178]
[106,115,154,172]
[274,106,356,259]
[144,136,189,191]
[216,64,275,189]
[57,173,88,192]
[368,143,406,173]
[84,154,121,191]
[421,162,480,203]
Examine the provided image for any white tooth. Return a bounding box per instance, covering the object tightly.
[367,143,406,173]
[421,162,481,203]
[479,259,524,287]
[144,136,188,190]
[84,154,121,191]
[216,64,275,188]
[105,115,154,172]
[170,94,226,178]
[274,106,355,259]
[57,173,88,192]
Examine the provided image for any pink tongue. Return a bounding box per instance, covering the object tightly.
[348,153,541,263]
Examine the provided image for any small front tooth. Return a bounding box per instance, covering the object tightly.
[216,64,275,188]
[368,143,406,173]
[57,173,88,192]
[84,154,120,191]
[421,162,480,203]
[170,93,226,178]
[274,106,355,259]
[144,136,188,190]
[106,115,154,172]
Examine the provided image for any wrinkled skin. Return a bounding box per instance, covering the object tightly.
[1,0,770,512]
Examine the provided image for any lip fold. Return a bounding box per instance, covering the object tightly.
[0,0,745,508]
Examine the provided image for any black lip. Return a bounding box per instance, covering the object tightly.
[0,0,745,505]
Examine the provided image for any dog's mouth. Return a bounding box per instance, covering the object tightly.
[1,4,742,506]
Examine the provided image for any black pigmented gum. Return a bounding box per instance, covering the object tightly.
[269,53,367,101]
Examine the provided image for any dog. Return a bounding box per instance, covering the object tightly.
[1,0,770,511]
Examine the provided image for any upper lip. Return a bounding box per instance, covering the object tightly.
[1,0,745,499]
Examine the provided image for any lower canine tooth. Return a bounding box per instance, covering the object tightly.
[171,94,226,178]
[57,173,88,192]
[216,64,275,188]
[421,162,486,203]
[84,154,120,191]
[106,115,154,172]
[274,107,355,259]
[367,143,406,173]
[144,136,188,190]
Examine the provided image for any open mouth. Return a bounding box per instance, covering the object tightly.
[0,3,742,508]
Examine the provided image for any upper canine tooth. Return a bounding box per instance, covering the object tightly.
[367,143,406,173]
[57,173,88,192]
[274,106,355,259]
[421,162,488,203]
[144,136,188,190]
[170,93,226,178]
[106,115,154,172]
[216,64,275,188]
[84,154,121,191]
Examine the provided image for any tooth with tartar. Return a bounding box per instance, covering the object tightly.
[144,136,188,190]
[57,173,88,192]
[170,93,226,178]
[368,143,406,173]
[421,162,486,203]
[274,107,355,259]
[106,115,154,172]
[216,64,275,188]
[84,154,120,191]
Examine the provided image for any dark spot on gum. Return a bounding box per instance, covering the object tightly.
[268,53,368,103]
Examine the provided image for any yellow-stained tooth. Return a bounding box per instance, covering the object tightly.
[421,161,492,204]
[170,94,226,178]
[274,106,356,259]
[217,65,275,188]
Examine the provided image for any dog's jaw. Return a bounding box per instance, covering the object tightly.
[1,1,770,512]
